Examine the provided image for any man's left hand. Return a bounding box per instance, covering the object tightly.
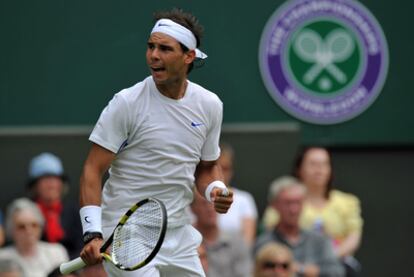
[211,187,233,213]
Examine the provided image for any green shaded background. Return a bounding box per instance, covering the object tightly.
[1,0,413,146]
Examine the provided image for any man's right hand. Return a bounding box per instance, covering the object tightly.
[80,238,104,265]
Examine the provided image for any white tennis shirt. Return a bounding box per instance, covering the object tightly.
[89,76,223,233]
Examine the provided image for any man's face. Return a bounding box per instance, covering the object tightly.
[146,32,195,86]
[273,187,304,228]
[298,148,331,189]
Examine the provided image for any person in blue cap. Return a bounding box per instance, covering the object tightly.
[27,152,82,260]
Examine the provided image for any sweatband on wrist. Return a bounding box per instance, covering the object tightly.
[80,205,102,235]
[205,181,228,202]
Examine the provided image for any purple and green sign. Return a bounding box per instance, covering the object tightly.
[259,0,389,124]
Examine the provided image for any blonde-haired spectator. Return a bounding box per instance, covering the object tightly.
[254,242,295,277]
[0,198,68,277]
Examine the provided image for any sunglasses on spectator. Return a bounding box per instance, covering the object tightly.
[262,261,291,270]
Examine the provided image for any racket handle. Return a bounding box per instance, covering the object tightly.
[60,257,87,274]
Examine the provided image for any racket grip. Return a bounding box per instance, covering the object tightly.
[60,257,87,274]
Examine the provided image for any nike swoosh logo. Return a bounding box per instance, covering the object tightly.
[158,23,170,27]
[84,216,91,223]
[191,122,204,127]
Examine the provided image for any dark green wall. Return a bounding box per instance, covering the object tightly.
[1,0,413,145]
[328,148,414,277]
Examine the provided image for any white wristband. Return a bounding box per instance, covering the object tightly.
[205,181,228,202]
[80,205,102,234]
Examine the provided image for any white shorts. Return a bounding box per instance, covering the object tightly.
[103,224,205,277]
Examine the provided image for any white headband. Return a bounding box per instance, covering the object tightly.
[151,19,207,59]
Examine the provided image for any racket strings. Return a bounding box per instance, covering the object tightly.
[112,201,164,269]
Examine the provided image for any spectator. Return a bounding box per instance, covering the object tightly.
[254,242,295,277]
[217,142,258,247]
[27,152,83,259]
[192,190,252,277]
[0,198,68,277]
[255,176,344,277]
[292,147,363,276]
[0,258,24,277]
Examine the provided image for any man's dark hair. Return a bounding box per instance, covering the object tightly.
[153,8,204,73]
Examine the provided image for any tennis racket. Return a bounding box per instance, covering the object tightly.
[60,197,167,274]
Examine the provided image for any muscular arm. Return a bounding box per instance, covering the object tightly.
[194,160,233,213]
[80,143,116,207]
[194,160,223,195]
[79,143,115,265]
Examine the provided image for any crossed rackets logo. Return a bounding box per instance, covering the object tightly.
[293,28,355,90]
[259,0,388,124]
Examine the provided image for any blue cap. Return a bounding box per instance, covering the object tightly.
[29,152,64,179]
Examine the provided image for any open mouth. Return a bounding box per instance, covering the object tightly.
[151,67,165,72]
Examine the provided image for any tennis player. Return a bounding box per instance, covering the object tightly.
[78,8,233,277]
